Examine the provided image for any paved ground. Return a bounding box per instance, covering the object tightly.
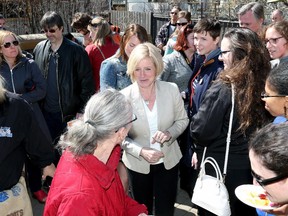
[31,184,198,216]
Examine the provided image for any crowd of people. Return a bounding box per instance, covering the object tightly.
[0,1,288,216]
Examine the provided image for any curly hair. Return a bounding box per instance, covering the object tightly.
[219,28,271,131]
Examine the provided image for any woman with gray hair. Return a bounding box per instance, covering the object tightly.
[44,89,148,216]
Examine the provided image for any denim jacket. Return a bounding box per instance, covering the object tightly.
[100,55,132,91]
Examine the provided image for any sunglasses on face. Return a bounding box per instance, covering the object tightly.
[2,40,19,48]
[43,27,58,33]
[89,22,99,28]
[177,22,188,26]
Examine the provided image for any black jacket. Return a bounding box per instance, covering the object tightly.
[0,92,54,190]
[33,37,95,122]
[190,80,253,170]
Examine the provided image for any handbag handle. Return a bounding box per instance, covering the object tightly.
[201,83,235,179]
[200,157,224,182]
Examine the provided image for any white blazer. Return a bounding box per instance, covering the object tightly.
[121,80,189,174]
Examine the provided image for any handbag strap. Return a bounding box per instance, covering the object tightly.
[201,83,235,178]
[97,46,106,60]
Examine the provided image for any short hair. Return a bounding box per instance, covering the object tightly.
[117,24,148,62]
[58,89,133,156]
[40,11,64,30]
[0,30,23,65]
[267,61,288,95]
[237,2,265,21]
[193,18,221,40]
[266,20,288,44]
[127,42,163,82]
[249,123,288,175]
[71,12,92,30]
[88,17,111,46]
[174,24,194,51]
[0,14,4,19]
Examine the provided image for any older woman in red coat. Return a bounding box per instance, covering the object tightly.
[44,89,147,216]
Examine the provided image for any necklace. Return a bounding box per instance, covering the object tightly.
[141,85,155,106]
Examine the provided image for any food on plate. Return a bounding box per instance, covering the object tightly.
[247,191,270,207]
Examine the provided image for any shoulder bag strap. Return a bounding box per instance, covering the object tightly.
[223,83,235,180]
[200,83,235,180]
[96,46,106,60]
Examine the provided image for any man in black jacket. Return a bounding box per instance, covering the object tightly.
[33,11,95,150]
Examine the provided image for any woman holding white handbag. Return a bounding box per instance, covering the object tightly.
[190,28,272,216]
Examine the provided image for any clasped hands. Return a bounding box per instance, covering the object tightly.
[140,130,171,163]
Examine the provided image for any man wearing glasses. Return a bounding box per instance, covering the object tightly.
[33,11,95,164]
[155,6,181,54]
[249,123,288,215]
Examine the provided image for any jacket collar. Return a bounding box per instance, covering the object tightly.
[67,145,121,189]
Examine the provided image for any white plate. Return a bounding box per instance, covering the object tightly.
[235,184,275,210]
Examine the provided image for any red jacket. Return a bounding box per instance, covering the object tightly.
[85,37,119,91]
[44,146,147,216]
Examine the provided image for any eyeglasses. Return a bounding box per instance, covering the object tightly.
[251,170,288,187]
[43,27,58,33]
[1,40,19,48]
[115,114,137,133]
[219,50,231,57]
[261,92,287,99]
[177,22,188,26]
[170,12,177,15]
[264,37,283,45]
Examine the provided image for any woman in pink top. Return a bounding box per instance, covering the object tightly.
[85,17,119,91]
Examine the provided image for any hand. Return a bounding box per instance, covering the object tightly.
[152,131,171,145]
[140,147,164,163]
[191,152,198,170]
[264,203,288,215]
[42,163,56,180]
[138,213,147,216]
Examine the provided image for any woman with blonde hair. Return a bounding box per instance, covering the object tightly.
[86,16,119,91]
[121,42,188,216]
[0,30,52,203]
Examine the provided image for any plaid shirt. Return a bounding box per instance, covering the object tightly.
[155,21,175,47]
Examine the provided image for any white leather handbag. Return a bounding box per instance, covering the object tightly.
[192,83,235,216]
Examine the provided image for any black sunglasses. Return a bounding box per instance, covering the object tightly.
[89,22,99,28]
[2,40,19,48]
[251,170,288,187]
[43,27,59,34]
[177,22,188,26]
[115,114,137,133]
